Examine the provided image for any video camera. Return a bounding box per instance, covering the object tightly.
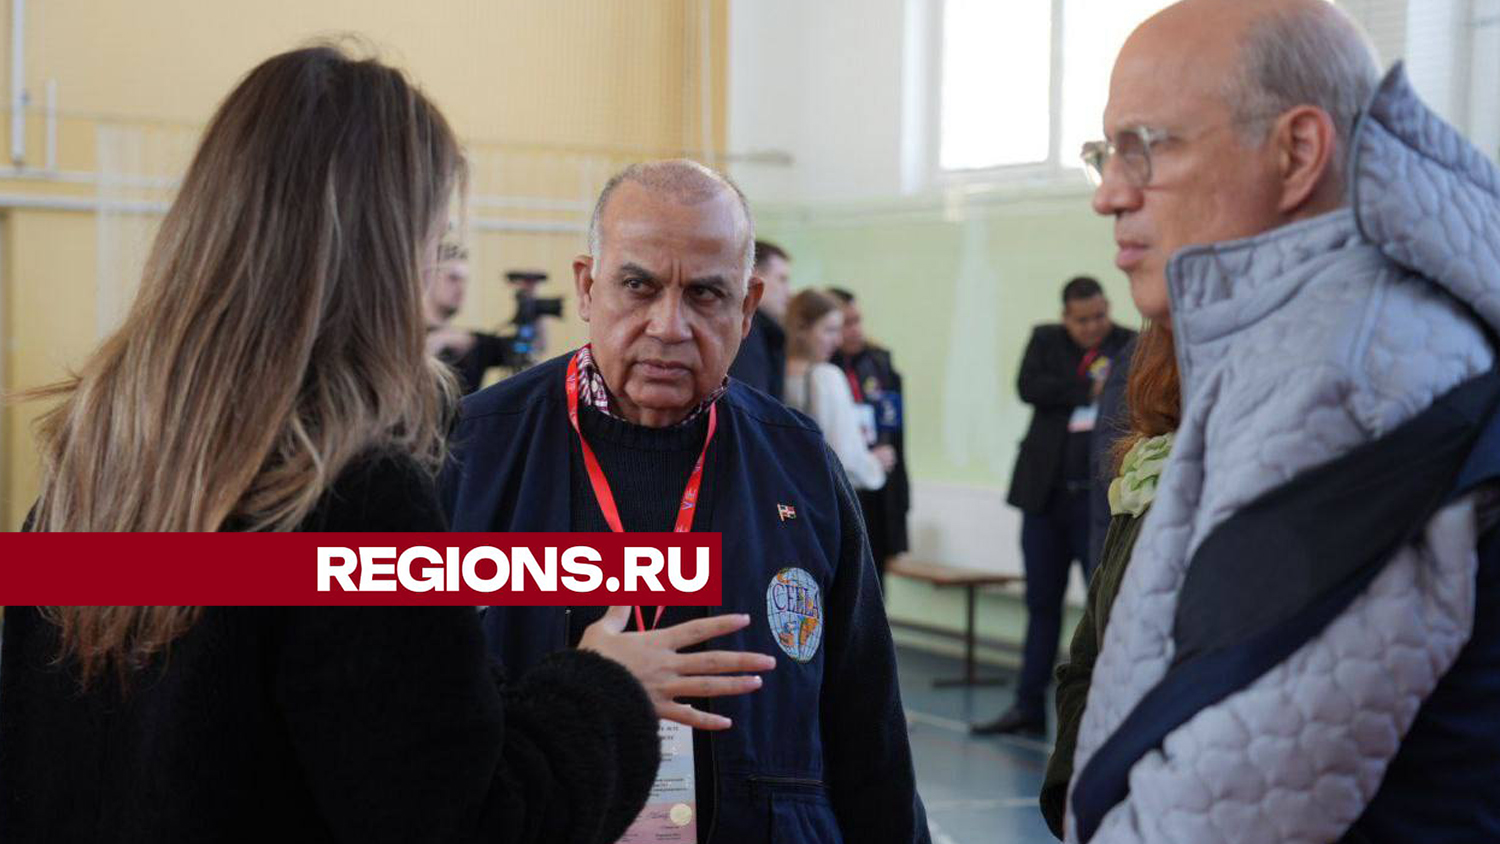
[503,270,564,369]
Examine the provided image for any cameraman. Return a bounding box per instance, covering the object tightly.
[424,243,536,395]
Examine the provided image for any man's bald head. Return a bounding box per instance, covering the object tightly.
[574,159,763,428]
[1094,0,1382,322]
[589,159,756,283]
[1231,0,1378,172]
[1131,0,1379,180]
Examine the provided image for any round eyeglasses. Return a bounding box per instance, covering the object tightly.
[1080,126,1170,188]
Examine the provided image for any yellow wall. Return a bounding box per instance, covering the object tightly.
[12,0,724,152]
[4,209,98,527]
[0,1,729,530]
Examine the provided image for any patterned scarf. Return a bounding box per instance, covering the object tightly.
[1107,432,1175,517]
[574,344,727,426]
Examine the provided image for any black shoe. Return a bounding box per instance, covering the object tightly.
[971,706,1046,737]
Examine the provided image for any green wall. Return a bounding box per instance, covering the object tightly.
[757,187,1136,658]
[757,187,1141,489]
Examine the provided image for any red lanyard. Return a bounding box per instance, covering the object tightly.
[565,350,717,632]
[843,366,864,403]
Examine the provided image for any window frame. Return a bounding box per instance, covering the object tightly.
[931,0,1070,188]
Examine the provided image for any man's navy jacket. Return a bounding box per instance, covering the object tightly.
[440,352,930,844]
[726,310,786,402]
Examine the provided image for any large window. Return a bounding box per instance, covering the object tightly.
[937,0,1174,175]
[938,0,1053,170]
[929,0,1495,186]
[1059,0,1176,167]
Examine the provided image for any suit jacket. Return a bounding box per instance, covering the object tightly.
[728,309,786,401]
[1006,324,1135,515]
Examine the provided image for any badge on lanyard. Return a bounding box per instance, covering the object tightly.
[566,350,710,842]
[617,719,697,842]
[1068,403,1099,433]
[616,603,698,842]
[855,403,879,446]
[1069,350,1109,433]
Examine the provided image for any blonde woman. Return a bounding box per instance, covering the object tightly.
[0,46,768,844]
[783,289,893,490]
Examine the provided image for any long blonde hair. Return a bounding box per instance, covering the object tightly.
[25,45,463,682]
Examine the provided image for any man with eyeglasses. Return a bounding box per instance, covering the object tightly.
[1058,1,1500,842]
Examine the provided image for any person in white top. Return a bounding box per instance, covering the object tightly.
[782,289,894,490]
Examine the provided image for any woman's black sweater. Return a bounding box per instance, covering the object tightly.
[0,452,660,843]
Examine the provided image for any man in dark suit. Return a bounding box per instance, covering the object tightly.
[727,240,790,400]
[973,276,1135,737]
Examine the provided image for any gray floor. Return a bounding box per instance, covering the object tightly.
[897,646,1059,844]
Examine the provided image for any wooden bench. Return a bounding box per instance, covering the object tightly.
[886,558,1023,688]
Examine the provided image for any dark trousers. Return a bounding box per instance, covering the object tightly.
[1015,485,1092,716]
[858,489,892,581]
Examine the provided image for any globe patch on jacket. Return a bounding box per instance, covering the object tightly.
[766,567,823,662]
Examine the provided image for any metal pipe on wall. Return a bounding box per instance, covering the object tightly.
[10,0,25,165]
[0,193,587,235]
[698,0,713,167]
[44,78,56,171]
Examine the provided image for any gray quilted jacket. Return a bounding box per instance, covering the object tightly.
[1066,64,1500,843]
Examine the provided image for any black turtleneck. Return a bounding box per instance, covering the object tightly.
[568,405,712,533]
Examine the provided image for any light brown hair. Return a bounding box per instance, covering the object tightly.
[784,289,842,360]
[24,45,463,684]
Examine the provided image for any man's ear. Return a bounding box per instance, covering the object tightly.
[1274,105,1338,214]
[573,255,596,323]
[742,276,765,339]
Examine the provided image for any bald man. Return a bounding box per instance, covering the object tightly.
[1054,1,1500,842]
[442,160,929,844]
